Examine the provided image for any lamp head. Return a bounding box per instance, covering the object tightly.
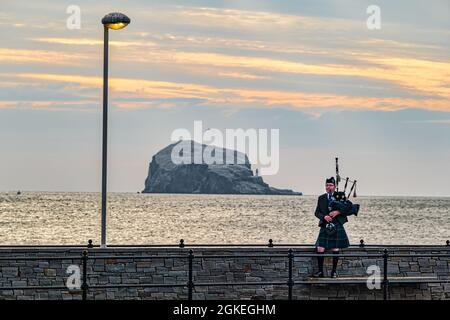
[102,12,130,30]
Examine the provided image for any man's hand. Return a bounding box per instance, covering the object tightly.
[324,215,333,222]
[329,210,340,218]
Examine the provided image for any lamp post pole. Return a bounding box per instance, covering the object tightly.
[100,12,130,248]
[101,25,109,248]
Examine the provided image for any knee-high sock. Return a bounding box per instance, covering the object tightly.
[332,251,339,273]
[317,251,324,273]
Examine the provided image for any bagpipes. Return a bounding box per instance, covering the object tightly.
[330,157,360,217]
[324,158,360,236]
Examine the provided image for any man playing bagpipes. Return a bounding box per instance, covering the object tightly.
[313,176,359,278]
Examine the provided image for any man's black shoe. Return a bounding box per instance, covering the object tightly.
[312,271,324,278]
[330,271,338,278]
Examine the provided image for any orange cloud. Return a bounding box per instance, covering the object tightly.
[0,101,17,108]
[366,57,450,98]
[5,45,449,101]
[120,49,450,99]
[31,37,157,47]
[12,72,449,112]
[0,48,91,65]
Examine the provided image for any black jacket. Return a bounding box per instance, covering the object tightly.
[314,193,348,227]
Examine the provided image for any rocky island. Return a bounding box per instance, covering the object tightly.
[142,140,302,195]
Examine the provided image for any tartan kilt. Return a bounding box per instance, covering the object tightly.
[315,223,350,249]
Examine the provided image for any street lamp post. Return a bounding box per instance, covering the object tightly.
[100,12,130,248]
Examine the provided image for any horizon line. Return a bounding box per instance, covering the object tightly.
[1,190,449,198]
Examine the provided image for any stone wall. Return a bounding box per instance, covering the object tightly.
[0,246,449,300]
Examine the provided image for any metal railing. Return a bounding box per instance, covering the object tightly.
[1,238,449,249]
[0,240,449,301]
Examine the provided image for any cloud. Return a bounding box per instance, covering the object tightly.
[31,37,157,48]
[0,99,98,111]
[403,119,450,125]
[1,3,449,114]
[27,34,450,100]
[118,49,450,100]
[216,71,269,80]
[10,72,449,112]
[0,48,91,65]
[166,6,357,31]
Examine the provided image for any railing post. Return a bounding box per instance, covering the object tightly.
[446,240,449,247]
[382,248,389,301]
[287,249,294,300]
[359,239,365,248]
[81,250,88,301]
[87,239,93,248]
[187,249,194,300]
[179,239,185,248]
[268,239,274,247]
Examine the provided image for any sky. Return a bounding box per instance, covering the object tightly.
[0,0,449,196]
